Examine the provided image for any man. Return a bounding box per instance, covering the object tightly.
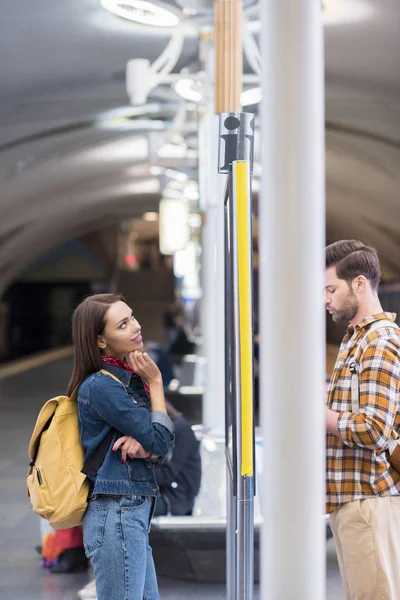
[325,240,400,600]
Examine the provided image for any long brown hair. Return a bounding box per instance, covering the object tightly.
[67,293,125,395]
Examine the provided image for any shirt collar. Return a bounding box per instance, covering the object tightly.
[101,363,137,387]
[346,311,397,336]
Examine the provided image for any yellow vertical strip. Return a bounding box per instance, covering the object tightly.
[234,161,253,477]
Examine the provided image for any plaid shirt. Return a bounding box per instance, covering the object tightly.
[326,311,400,514]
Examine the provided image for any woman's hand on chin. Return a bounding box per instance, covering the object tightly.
[127,351,162,385]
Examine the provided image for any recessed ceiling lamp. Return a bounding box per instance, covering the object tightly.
[100,0,180,27]
[175,78,262,106]
[143,212,159,222]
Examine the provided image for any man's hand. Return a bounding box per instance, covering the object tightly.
[326,407,340,437]
[113,436,151,462]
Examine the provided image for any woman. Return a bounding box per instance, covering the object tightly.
[69,293,175,600]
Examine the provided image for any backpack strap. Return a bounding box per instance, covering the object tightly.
[81,369,125,478]
[100,369,127,387]
[350,319,399,413]
[82,428,116,478]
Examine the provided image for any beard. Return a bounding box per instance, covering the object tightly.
[332,290,359,323]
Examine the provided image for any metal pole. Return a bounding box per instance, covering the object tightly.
[259,1,326,599]
[225,171,237,599]
[220,112,255,600]
[237,476,255,597]
[226,469,237,600]
[231,160,254,600]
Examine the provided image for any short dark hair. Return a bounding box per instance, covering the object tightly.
[325,240,381,291]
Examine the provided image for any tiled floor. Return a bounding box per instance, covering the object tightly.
[0,357,344,599]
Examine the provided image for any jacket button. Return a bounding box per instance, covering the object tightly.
[152,488,157,492]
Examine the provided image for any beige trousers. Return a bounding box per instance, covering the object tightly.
[330,496,400,600]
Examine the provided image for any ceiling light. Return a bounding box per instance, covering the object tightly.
[157,143,188,159]
[100,0,180,27]
[82,137,148,162]
[241,86,262,106]
[175,78,262,106]
[188,213,202,228]
[150,166,164,176]
[162,188,184,200]
[159,198,190,255]
[149,166,189,181]
[165,169,189,182]
[143,212,159,222]
[184,181,200,201]
[174,78,204,103]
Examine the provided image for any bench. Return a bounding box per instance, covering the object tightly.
[150,426,331,582]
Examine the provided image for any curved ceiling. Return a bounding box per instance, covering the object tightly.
[0,0,399,291]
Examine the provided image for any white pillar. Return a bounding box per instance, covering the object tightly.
[198,36,226,433]
[259,1,326,599]
[199,113,226,432]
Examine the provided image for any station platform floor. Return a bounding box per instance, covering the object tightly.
[0,353,344,599]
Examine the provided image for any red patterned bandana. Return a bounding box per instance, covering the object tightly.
[102,354,133,372]
[101,354,151,398]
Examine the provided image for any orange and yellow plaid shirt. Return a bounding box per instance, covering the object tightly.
[326,312,400,514]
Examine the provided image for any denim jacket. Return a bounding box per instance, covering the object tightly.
[77,364,175,497]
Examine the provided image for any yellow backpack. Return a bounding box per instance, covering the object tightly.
[27,370,120,530]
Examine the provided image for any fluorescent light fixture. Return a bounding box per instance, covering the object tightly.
[157,143,187,159]
[184,181,200,202]
[150,166,164,176]
[174,78,203,103]
[81,137,149,163]
[143,212,159,222]
[174,243,197,279]
[150,166,189,181]
[100,0,180,27]
[179,386,205,395]
[165,169,189,182]
[162,187,184,200]
[188,213,202,228]
[159,198,190,255]
[241,86,262,106]
[175,77,262,106]
[174,242,202,300]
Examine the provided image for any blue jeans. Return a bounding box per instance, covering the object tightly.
[82,495,159,600]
